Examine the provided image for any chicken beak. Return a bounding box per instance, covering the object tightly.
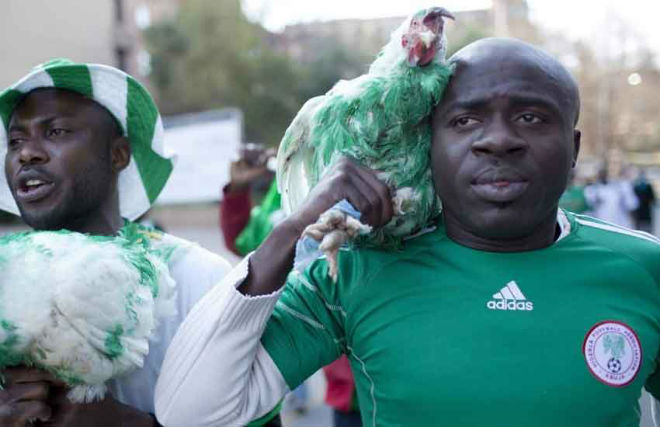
[422,7,455,34]
[429,7,455,21]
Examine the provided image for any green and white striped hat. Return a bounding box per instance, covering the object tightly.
[0,58,175,220]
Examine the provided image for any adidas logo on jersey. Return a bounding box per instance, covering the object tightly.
[486,281,534,311]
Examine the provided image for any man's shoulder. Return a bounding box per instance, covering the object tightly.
[568,212,660,279]
[124,222,230,271]
[123,222,232,297]
[158,232,232,279]
[570,213,659,249]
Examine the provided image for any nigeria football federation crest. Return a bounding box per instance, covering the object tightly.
[583,321,642,387]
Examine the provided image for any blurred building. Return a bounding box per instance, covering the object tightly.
[115,0,180,89]
[1,0,657,168]
[1,0,116,87]
[0,0,178,90]
[269,0,537,65]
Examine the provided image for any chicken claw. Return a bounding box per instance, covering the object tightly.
[302,208,372,282]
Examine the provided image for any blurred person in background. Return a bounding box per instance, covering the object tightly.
[585,167,638,228]
[323,358,362,427]
[558,170,589,214]
[633,170,657,233]
[220,144,362,426]
[220,143,282,256]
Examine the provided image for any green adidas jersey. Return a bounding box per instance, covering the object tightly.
[261,211,660,426]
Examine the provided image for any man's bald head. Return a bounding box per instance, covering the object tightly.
[449,38,580,125]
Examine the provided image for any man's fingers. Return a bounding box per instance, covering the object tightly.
[4,383,50,403]
[337,158,392,227]
[357,168,394,225]
[242,166,269,180]
[341,185,374,223]
[14,401,52,424]
[296,157,395,232]
[2,368,57,386]
[350,167,393,227]
[320,157,393,228]
[347,173,383,227]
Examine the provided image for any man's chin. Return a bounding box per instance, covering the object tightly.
[18,208,66,231]
[470,207,538,240]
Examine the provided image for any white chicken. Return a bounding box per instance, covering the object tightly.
[0,229,175,403]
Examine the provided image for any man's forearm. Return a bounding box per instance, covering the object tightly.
[154,257,288,426]
[238,217,304,296]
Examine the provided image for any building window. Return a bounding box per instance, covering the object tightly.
[138,50,152,76]
[116,47,128,72]
[114,0,124,22]
[135,4,151,29]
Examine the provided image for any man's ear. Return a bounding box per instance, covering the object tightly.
[572,129,581,168]
[111,136,131,173]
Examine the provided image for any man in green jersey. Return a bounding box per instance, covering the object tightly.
[155,38,660,427]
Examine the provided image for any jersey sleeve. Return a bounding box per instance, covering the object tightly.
[261,257,348,391]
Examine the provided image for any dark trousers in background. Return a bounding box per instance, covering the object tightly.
[333,409,362,427]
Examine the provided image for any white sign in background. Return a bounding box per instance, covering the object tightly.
[157,110,242,205]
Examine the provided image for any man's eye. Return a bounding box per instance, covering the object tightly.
[453,117,480,128]
[48,128,69,137]
[517,113,542,124]
[8,138,22,148]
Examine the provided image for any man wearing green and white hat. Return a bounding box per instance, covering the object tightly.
[0,59,232,426]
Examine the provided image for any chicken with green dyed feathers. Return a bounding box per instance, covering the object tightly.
[277,7,455,279]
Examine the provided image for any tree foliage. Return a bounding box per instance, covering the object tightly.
[144,0,364,146]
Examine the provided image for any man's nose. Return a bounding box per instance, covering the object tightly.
[471,119,528,157]
[18,138,49,165]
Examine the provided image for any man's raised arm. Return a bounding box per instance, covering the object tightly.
[155,159,392,426]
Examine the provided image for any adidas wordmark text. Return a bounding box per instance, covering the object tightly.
[487,281,534,311]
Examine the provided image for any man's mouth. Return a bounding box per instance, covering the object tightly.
[16,177,56,203]
[470,170,529,203]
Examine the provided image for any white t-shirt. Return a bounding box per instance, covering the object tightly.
[107,231,232,414]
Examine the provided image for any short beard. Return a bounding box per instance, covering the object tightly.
[20,157,114,231]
